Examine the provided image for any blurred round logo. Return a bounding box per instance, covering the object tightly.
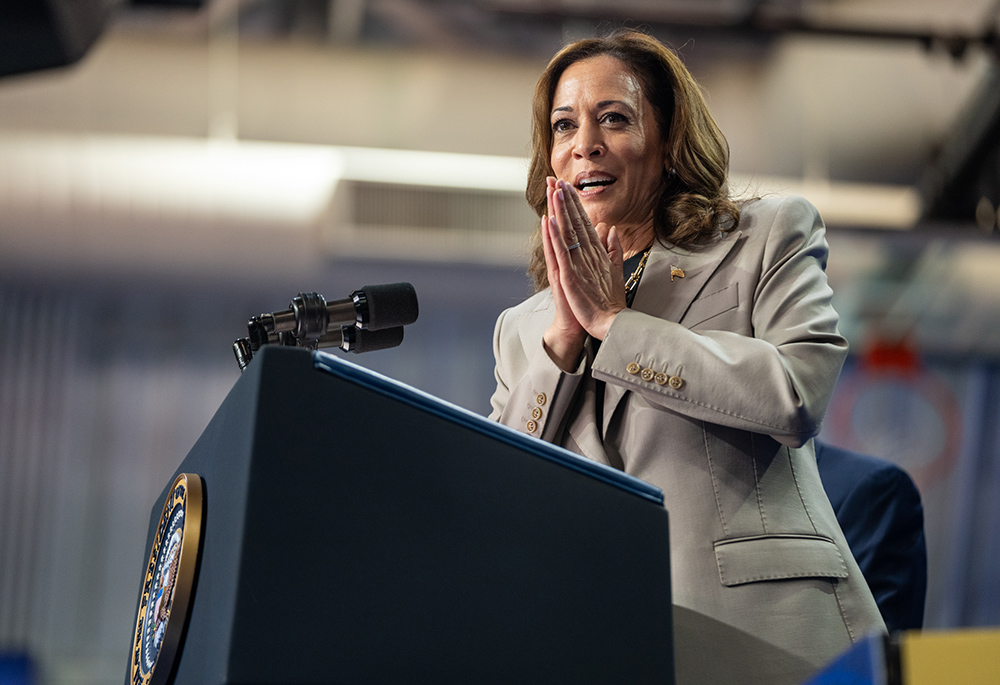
[130,473,203,685]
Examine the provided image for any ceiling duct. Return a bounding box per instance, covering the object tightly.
[0,134,537,276]
[321,180,537,264]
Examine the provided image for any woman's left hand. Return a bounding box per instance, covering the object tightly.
[546,178,628,341]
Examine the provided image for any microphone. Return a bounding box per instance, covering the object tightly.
[254,283,418,342]
[233,283,418,371]
[352,282,419,331]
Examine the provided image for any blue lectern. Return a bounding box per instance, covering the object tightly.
[127,346,674,684]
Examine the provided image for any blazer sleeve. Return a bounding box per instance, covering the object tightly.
[489,299,587,442]
[591,196,848,446]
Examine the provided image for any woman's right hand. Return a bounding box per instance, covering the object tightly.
[542,177,588,372]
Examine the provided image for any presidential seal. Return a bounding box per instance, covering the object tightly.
[129,473,203,685]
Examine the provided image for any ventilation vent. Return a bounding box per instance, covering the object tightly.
[322,180,538,264]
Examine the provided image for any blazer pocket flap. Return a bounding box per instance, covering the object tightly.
[713,534,848,587]
[682,283,738,328]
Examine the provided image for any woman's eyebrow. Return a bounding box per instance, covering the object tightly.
[552,99,633,116]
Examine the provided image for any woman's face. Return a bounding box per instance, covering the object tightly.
[549,54,667,233]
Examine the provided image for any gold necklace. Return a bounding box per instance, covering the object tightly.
[624,247,652,297]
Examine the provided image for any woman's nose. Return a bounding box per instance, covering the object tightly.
[573,122,605,159]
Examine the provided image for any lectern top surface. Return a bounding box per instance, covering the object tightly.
[313,350,665,505]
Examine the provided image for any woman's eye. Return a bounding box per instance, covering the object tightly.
[552,119,573,133]
[602,112,628,125]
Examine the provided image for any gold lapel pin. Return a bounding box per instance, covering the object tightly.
[670,265,685,281]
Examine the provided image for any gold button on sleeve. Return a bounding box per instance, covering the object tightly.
[640,368,654,382]
[669,376,684,389]
[531,406,543,420]
[654,372,668,385]
[535,393,547,406]
[526,419,538,433]
[626,362,641,375]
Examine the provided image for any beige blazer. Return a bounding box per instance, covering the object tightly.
[490,196,885,685]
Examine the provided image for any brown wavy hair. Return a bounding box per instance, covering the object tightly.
[526,30,739,291]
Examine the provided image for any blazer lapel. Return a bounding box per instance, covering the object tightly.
[564,343,613,465]
[633,231,745,322]
[602,231,746,436]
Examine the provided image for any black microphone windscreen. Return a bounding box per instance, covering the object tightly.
[359,283,419,330]
[343,326,404,353]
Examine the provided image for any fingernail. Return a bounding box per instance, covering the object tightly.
[556,188,564,199]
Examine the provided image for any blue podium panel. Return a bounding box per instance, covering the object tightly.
[128,346,674,685]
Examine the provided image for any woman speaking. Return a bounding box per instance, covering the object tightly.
[489,31,884,685]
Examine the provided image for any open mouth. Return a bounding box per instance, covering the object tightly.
[576,174,616,192]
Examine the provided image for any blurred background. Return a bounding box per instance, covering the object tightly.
[1,0,999,682]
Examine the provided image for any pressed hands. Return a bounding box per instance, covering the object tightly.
[541,177,628,372]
